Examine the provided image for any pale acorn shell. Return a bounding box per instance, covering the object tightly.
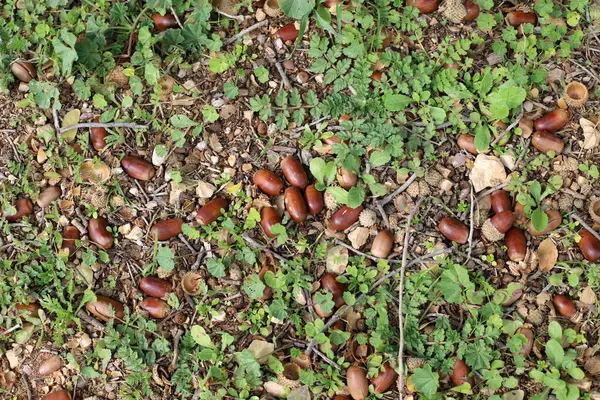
[563,81,588,108]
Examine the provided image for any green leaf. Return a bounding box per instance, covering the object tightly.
[93,94,108,109]
[383,93,412,111]
[144,63,160,85]
[531,207,548,232]
[202,105,219,123]
[412,364,439,397]
[327,186,348,205]
[310,158,326,183]
[280,0,315,19]
[548,321,562,340]
[156,247,175,272]
[171,114,199,128]
[545,338,564,366]
[191,325,213,347]
[347,185,364,208]
[370,150,391,167]
[313,291,334,315]
[530,181,542,203]
[474,124,490,151]
[207,258,226,278]
[254,66,269,84]
[52,30,78,77]
[224,82,239,99]
[243,274,266,299]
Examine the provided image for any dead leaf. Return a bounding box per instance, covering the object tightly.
[581,286,597,305]
[581,118,600,150]
[326,245,349,274]
[470,154,508,192]
[247,340,274,364]
[538,238,558,272]
[348,227,369,249]
[61,109,81,142]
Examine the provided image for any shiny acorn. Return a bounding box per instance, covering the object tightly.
[534,109,569,132]
[3,198,33,222]
[150,218,184,240]
[196,198,228,225]
[337,167,358,190]
[121,155,156,181]
[491,190,512,214]
[61,225,81,254]
[406,0,439,13]
[320,273,346,307]
[578,229,600,262]
[532,131,564,154]
[42,390,71,400]
[553,294,578,321]
[438,217,469,244]
[371,362,399,394]
[329,206,364,231]
[504,227,526,262]
[11,61,36,83]
[347,365,369,400]
[38,355,63,376]
[281,156,308,189]
[506,11,538,27]
[90,116,109,151]
[261,207,282,238]
[86,295,125,322]
[517,327,534,357]
[253,169,284,195]
[490,210,514,233]
[457,134,478,154]
[371,230,394,258]
[88,217,114,249]
[139,276,172,299]
[284,187,308,223]
[304,184,324,215]
[463,1,480,20]
[151,13,178,32]
[277,24,299,41]
[140,297,170,319]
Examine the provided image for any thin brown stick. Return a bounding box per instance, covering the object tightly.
[378,173,418,207]
[224,19,269,45]
[171,8,184,28]
[59,122,148,134]
[21,373,33,400]
[491,106,524,146]
[242,233,289,262]
[570,213,600,242]
[467,183,475,261]
[274,61,291,88]
[511,138,531,171]
[170,328,184,370]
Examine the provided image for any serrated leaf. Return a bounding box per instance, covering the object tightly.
[170,114,198,128]
[412,364,439,397]
[61,109,80,142]
[191,325,213,347]
[370,150,391,167]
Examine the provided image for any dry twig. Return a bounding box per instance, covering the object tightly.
[224,19,269,45]
[58,122,148,134]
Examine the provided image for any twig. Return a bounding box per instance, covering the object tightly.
[216,9,245,23]
[305,246,454,355]
[511,138,531,171]
[52,109,61,136]
[293,115,330,132]
[570,213,600,243]
[377,173,418,207]
[312,347,342,370]
[467,183,475,261]
[274,61,291,88]
[490,106,524,146]
[0,324,21,336]
[376,201,390,229]
[58,122,148,134]
[334,239,402,264]
[77,309,105,330]
[21,373,33,400]
[170,328,184,370]
[224,19,269,45]
[242,233,289,262]
[171,8,184,28]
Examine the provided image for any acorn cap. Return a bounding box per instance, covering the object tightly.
[482,219,505,242]
[440,0,467,23]
[324,191,339,210]
[563,81,588,108]
[263,0,281,17]
[589,198,600,223]
[359,209,377,227]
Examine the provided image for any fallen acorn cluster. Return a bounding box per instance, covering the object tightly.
[346,362,398,399]
[406,0,480,21]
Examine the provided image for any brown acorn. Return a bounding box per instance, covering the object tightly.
[532,131,564,154]
[150,218,184,240]
[513,201,527,225]
[534,109,569,132]
[140,298,169,319]
[450,358,469,386]
[347,365,369,400]
[15,303,41,317]
[463,1,480,20]
[284,187,308,223]
[406,0,439,14]
[438,217,469,244]
[11,61,36,83]
[457,134,478,154]
[253,169,284,196]
[61,225,81,254]
[305,184,324,215]
[88,217,114,249]
[38,355,63,376]
[371,362,399,394]
[277,24,299,41]
[86,295,125,322]
[578,229,600,262]
[151,13,178,32]
[506,11,538,27]
[261,206,282,238]
[281,156,308,189]
[90,116,109,151]
[504,227,526,262]
[42,390,71,400]
[196,198,228,226]
[337,167,358,190]
[517,327,534,357]
[320,273,346,307]
[491,190,512,214]
[329,206,364,231]
[3,198,33,222]
[371,230,394,258]
[489,210,514,233]
[139,276,172,299]
[553,294,577,320]
[121,155,155,181]
[37,186,61,208]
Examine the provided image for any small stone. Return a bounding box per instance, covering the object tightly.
[18,82,29,92]
[152,145,169,166]
[296,71,309,84]
[255,8,266,21]
[219,104,237,120]
[242,163,253,172]
[499,153,515,170]
[440,179,453,192]
[247,340,274,364]
[283,59,295,70]
[470,154,508,192]
[581,286,597,305]
[348,227,369,249]
[182,80,196,91]
[264,381,286,398]
[196,181,216,198]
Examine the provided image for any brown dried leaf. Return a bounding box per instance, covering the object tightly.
[538,238,558,272]
[326,245,349,274]
[581,118,600,150]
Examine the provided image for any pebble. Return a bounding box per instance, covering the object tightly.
[18,82,29,92]
[183,80,196,91]
[255,8,266,21]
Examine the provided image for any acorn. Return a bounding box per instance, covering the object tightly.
[88,217,114,249]
[371,362,399,394]
[139,276,172,299]
[450,358,469,386]
[258,263,275,301]
[517,327,534,357]
[305,184,324,215]
[578,229,600,262]
[491,190,512,214]
[534,109,569,132]
[438,217,469,244]
[196,198,228,225]
[457,134,478,154]
[489,211,514,233]
[291,352,311,369]
[61,225,81,254]
[42,390,71,400]
[261,207,282,238]
[11,61,36,83]
[553,294,580,322]
[320,273,346,307]
[121,155,156,181]
[151,13,178,32]
[406,0,439,14]
[519,117,534,137]
[463,1,479,20]
[281,156,308,189]
[140,297,169,319]
[15,303,41,317]
[563,81,589,108]
[527,209,562,236]
[513,201,527,225]
[532,131,564,154]
[371,230,394,258]
[337,167,358,190]
[90,116,109,151]
[38,355,63,376]
[284,187,308,223]
[37,186,61,208]
[86,295,125,322]
[506,11,538,27]
[347,365,369,400]
[150,218,184,240]
[253,170,284,196]
[504,227,526,262]
[3,198,33,222]
[329,205,364,231]
[277,24,299,41]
